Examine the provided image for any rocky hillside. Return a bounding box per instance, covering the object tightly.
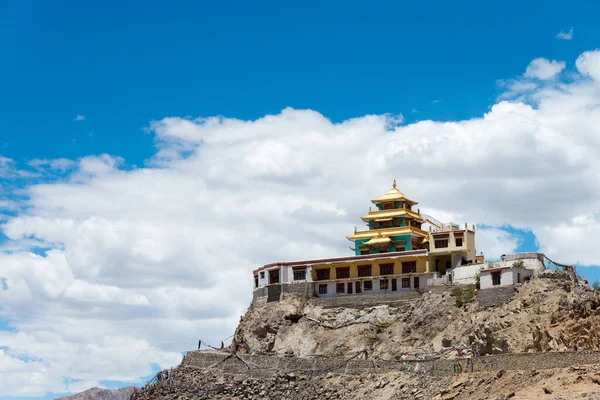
[84,270,600,399]
[233,270,600,358]
[131,361,600,399]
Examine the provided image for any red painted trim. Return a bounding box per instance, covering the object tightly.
[252,249,428,274]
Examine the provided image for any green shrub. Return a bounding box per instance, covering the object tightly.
[592,280,600,292]
[475,272,480,290]
[451,285,476,307]
[372,321,390,334]
[512,260,525,269]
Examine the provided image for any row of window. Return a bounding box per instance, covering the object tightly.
[254,261,421,288]
[433,236,463,249]
[318,276,420,294]
[316,262,417,280]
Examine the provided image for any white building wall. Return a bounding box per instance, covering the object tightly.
[452,263,485,285]
[480,272,493,289]
[480,268,521,289]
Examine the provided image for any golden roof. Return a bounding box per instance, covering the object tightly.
[360,208,424,222]
[371,180,418,205]
[348,226,428,241]
[363,236,391,246]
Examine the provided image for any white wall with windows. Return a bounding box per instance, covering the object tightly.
[480,268,533,289]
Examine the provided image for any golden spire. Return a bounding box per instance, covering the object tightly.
[393,179,397,189]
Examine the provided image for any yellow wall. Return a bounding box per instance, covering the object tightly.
[429,229,476,262]
[466,231,475,262]
[310,255,428,280]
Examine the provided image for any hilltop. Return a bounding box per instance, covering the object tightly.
[128,269,600,399]
[234,270,600,358]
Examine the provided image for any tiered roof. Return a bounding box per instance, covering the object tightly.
[348,181,428,250]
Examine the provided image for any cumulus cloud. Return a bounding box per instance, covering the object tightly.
[556,27,574,40]
[576,50,600,82]
[524,58,566,80]
[2,50,600,396]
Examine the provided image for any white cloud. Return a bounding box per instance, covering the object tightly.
[524,58,566,80]
[576,50,600,82]
[29,158,76,172]
[2,50,600,396]
[556,27,574,40]
[474,227,520,261]
[73,115,86,121]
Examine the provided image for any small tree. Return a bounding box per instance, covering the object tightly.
[475,272,481,290]
[512,260,525,269]
[592,280,600,292]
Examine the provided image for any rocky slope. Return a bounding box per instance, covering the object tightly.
[233,270,600,359]
[94,270,600,399]
[131,363,600,400]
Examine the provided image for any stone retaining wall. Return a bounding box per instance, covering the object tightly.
[477,286,515,308]
[312,291,422,309]
[183,350,600,377]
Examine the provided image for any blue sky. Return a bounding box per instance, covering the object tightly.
[2,0,598,164]
[1,1,600,398]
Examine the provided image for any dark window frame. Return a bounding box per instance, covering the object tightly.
[379,263,394,275]
[358,265,372,277]
[363,280,373,291]
[380,279,388,291]
[435,239,449,248]
[293,270,307,281]
[401,278,410,288]
[402,261,417,273]
[336,268,350,279]
[316,269,330,281]
[492,271,501,286]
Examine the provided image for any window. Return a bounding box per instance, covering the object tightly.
[260,271,265,278]
[318,284,328,294]
[336,283,345,294]
[316,269,330,280]
[254,275,259,288]
[391,278,397,291]
[380,279,388,291]
[435,239,449,248]
[269,269,280,284]
[347,282,353,294]
[336,268,350,279]
[355,281,362,293]
[380,263,394,275]
[402,278,410,288]
[363,280,373,291]
[293,270,306,281]
[358,265,372,277]
[402,261,417,273]
[492,271,501,286]
[455,237,463,247]
[413,277,420,288]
